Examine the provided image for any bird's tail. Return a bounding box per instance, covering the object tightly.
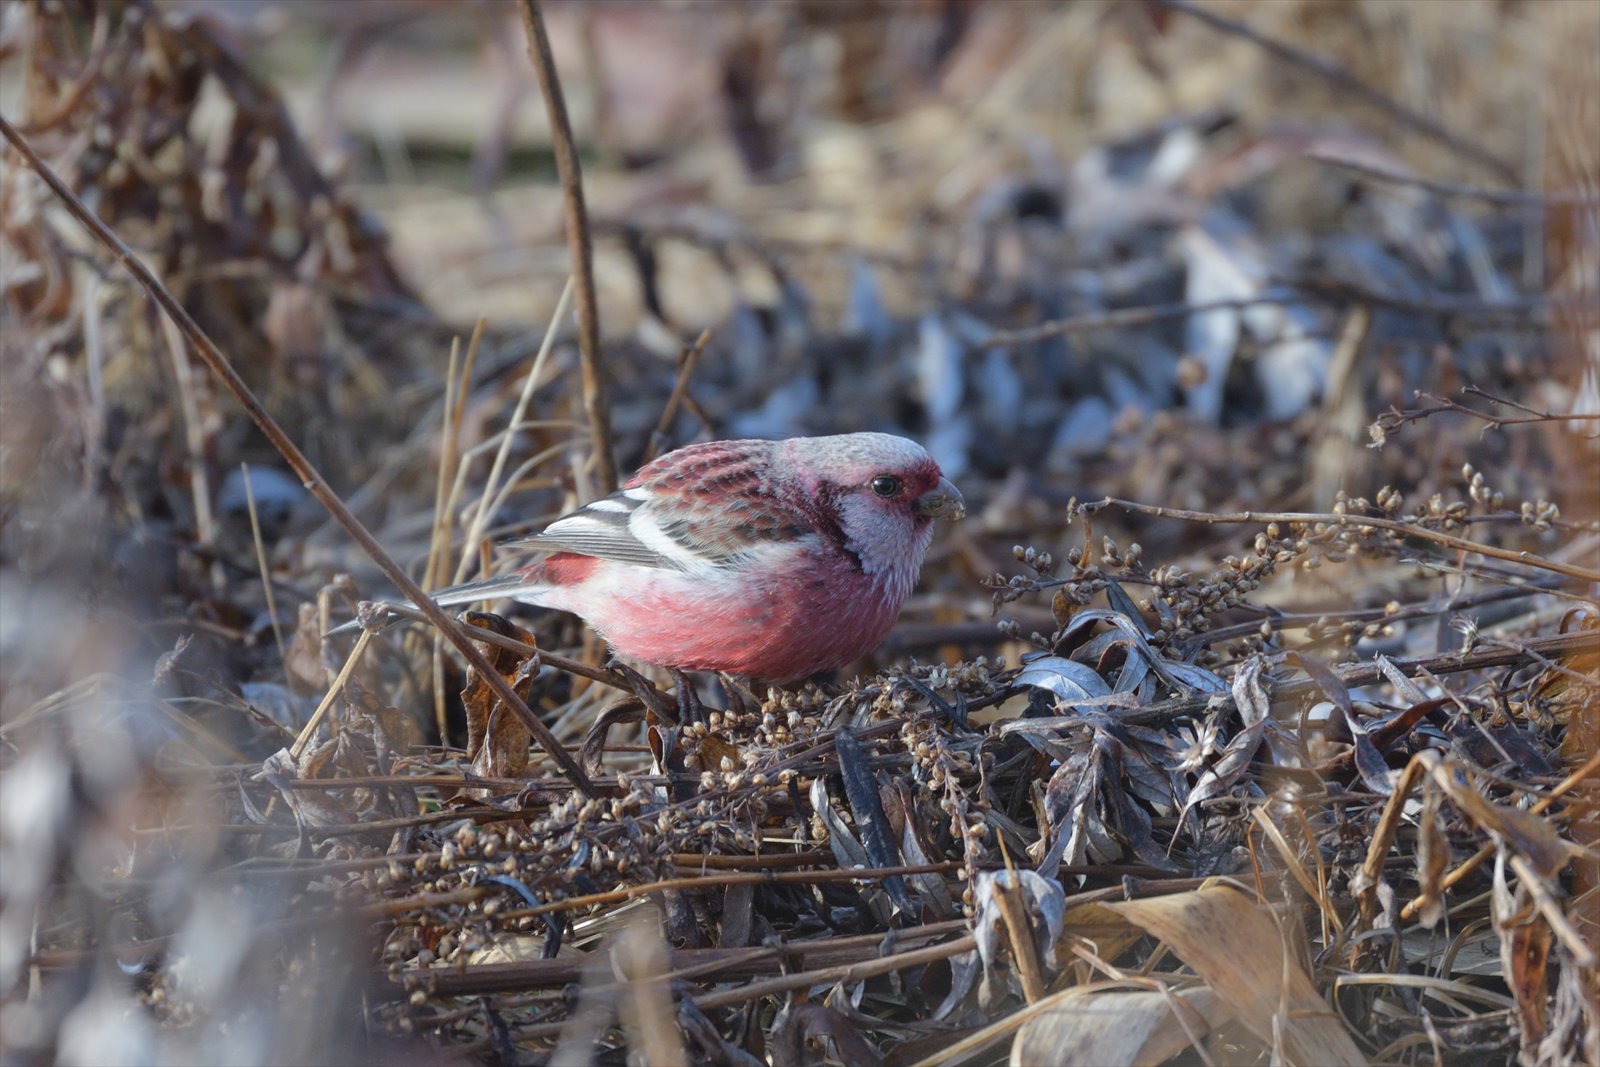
[427,571,550,608]
[326,571,550,637]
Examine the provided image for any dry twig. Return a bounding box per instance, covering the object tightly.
[517,0,617,495]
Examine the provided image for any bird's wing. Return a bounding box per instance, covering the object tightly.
[506,488,686,569]
[505,446,817,572]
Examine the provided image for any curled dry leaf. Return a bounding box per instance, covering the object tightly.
[1105,884,1367,1066]
[459,612,538,782]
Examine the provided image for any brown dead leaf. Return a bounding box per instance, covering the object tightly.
[1494,852,1554,1055]
[1059,902,1146,970]
[460,613,538,782]
[343,679,423,766]
[696,731,741,773]
[1105,885,1367,1067]
[1010,984,1226,1067]
[261,739,358,827]
[283,602,327,694]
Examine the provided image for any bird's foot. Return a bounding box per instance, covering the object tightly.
[669,668,705,726]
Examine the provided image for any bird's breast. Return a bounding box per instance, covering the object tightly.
[552,549,910,682]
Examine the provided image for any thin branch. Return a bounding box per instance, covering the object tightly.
[1086,497,1600,584]
[1371,388,1600,444]
[497,862,962,921]
[1304,148,1596,208]
[240,462,288,668]
[979,281,1563,353]
[1152,0,1518,183]
[377,920,971,1000]
[1286,276,1564,325]
[518,0,617,495]
[0,113,598,797]
[690,934,980,1012]
[979,297,1297,350]
[454,278,574,586]
[642,326,713,464]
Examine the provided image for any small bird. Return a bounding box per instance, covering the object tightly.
[373,433,964,682]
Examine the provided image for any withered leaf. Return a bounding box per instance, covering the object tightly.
[343,678,422,765]
[580,696,646,776]
[459,612,538,782]
[835,729,914,914]
[283,602,327,693]
[1494,852,1553,1053]
[1415,779,1450,928]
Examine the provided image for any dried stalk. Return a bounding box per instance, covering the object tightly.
[642,326,713,464]
[517,0,617,495]
[1087,497,1600,584]
[0,113,598,797]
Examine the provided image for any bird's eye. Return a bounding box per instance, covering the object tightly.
[870,474,903,497]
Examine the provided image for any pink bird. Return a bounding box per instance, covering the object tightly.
[386,434,964,682]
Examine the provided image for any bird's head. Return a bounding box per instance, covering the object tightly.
[781,433,964,586]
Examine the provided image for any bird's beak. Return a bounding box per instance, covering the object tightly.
[915,477,966,521]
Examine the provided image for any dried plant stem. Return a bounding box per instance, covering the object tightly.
[642,326,713,464]
[385,920,972,1001]
[1251,808,1344,937]
[1398,748,1600,921]
[160,315,221,592]
[289,630,372,761]
[469,444,568,546]
[981,297,1300,349]
[1088,496,1600,584]
[451,319,487,436]
[981,286,1554,354]
[425,340,462,746]
[240,462,288,668]
[518,0,616,495]
[691,934,979,1012]
[0,114,598,797]
[499,861,962,921]
[994,872,1048,1002]
[454,278,574,587]
[1305,148,1594,208]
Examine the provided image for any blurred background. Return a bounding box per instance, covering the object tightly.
[1,1,1596,1063]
